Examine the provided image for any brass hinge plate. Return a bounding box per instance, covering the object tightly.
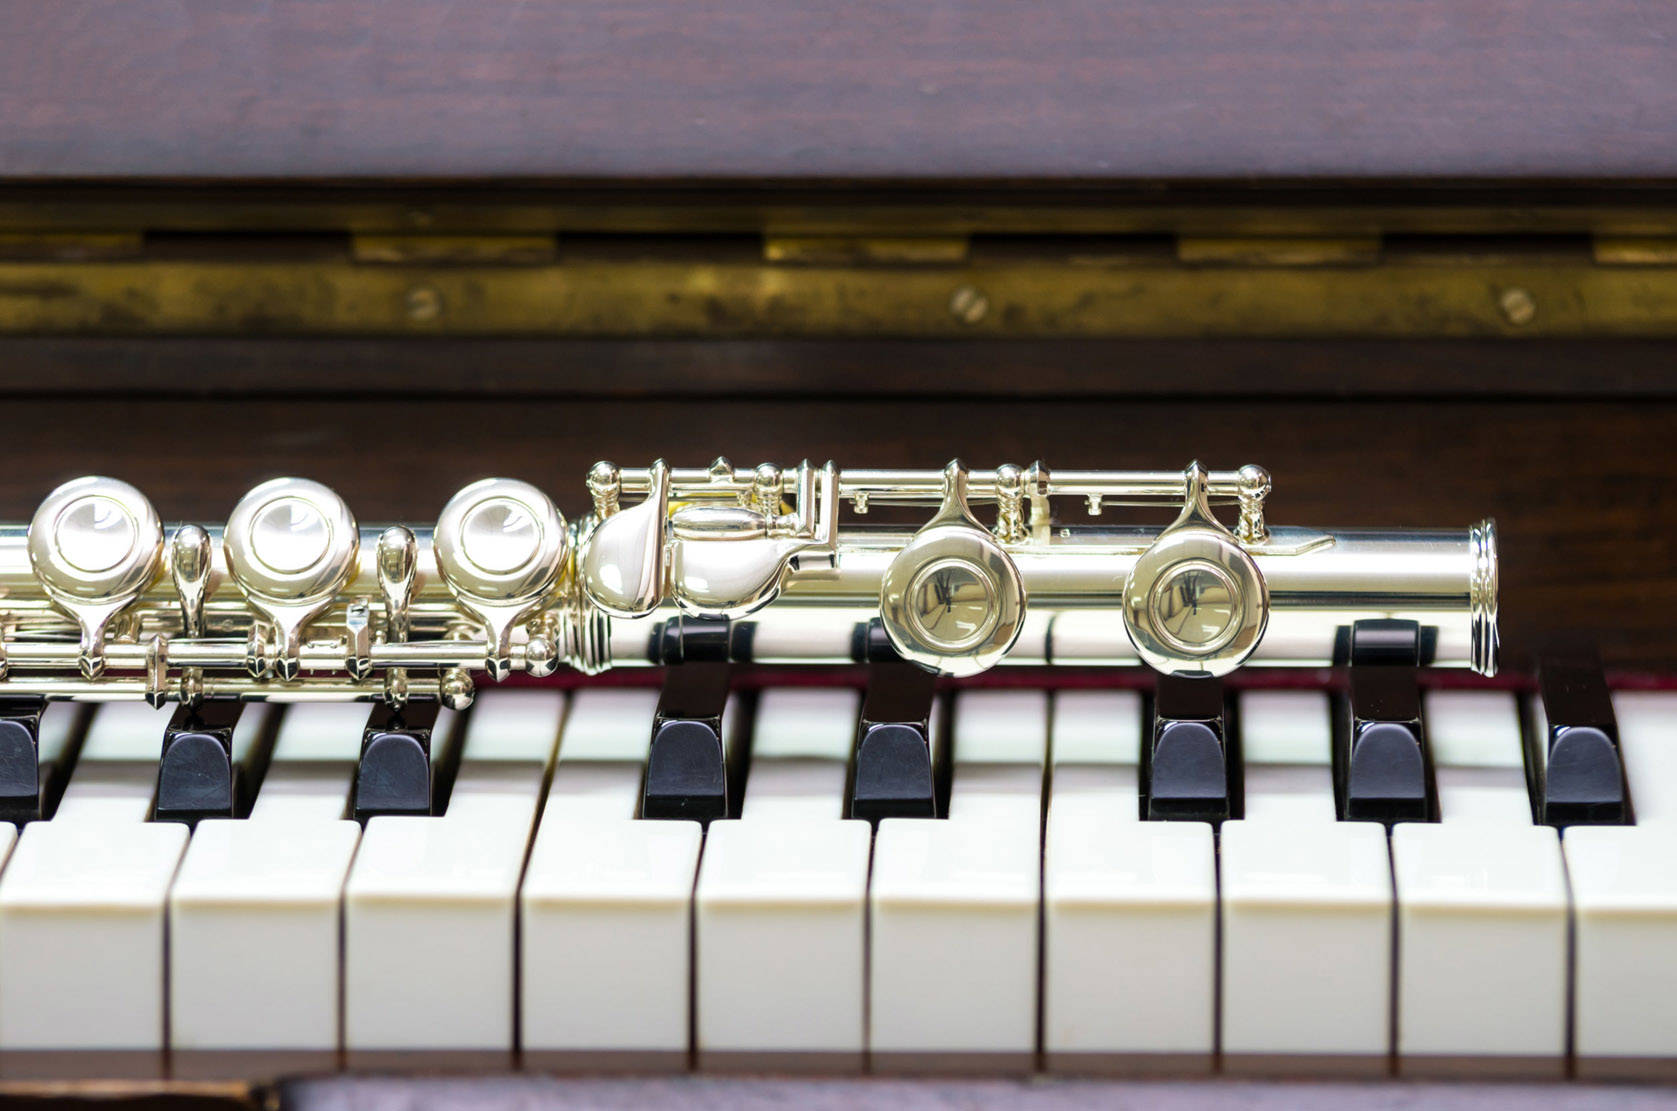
[351,234,558,266]
[763,236,970,265]
[1176,236,1382,266]
[0,243,1674,336]
[1594,236,1677,266]
[0,232,144,261]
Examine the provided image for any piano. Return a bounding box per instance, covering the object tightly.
[1,1,1675,1107]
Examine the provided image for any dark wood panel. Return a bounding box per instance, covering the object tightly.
[8,182,1677,234]
[0,396,1665,671]
[3,2,1676,181]
[3,338,1676,399]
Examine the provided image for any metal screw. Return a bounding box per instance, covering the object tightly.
[949,285,989,325]
[1498,287,1537,326]
[405,286,443,323]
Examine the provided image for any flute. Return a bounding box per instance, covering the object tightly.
[0,459,1496,706]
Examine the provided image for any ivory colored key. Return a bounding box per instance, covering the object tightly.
[1614,691,1677,825]
[1562,691,1677,1079]
[1427,690,1534,825]
[1044,690,1216,1074]
[25,701,85,821]
[1393,690,1567,1077]
[695,689,870,1071]
[1237,691,1339,824]
[1220,691,1391,1075]
[248,703,371,822]
[0,703,184,1076]
[522,688,702,1072]
[345,697,558,1067]
[53,701,175,824]
[168,705,365,1078]
[871,690,1046,1073]
[1565,823,1677,1079]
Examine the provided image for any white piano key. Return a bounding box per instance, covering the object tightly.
[1395,689,1566,1075]
[1614,692,1677,826]
[1220,691,1391,1074]
[1045,690,1216,1073]
[0,704,181,1075]
[1525,694,1549,777]
[1238,690,1337,823]
[35,702,85,811]
[1220,824,1390,1071]
[168,705,365,1077]
[871,690,1046,1072]
[696,689,868,1070]
[1564,825,1677,1078]
[1426,690,1532,825]
[1044,690,1141,866]
[247,703,369,822]
[1044,692,1146,929]
[227,703,275,771]
[734,688,854,822]
[522,687,700,1071]
[0,819,184,1069]
[1051,690,1142,770]
[54,702,173,824]
[1392,823,1567,1075]
[542,688,658,821]
[344,695,549,1066]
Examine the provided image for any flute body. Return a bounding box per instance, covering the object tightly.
[0,460,1496,705]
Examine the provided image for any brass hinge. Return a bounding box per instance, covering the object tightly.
[0,232,143,260]
[351,234,558,265]
[763,235,969,265]
[1593,236,1677,266]
[1176,236,1382,266]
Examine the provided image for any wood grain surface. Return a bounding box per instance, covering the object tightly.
[2,337,1676,398]
[0,395,1662,671]
[3,1,1676,181]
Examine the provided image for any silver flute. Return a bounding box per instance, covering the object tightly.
[0,459,1497,706]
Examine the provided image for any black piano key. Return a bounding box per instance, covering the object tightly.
[1335,665,1435,823]
[643,660,734,823]
[1532,653,1629,826]
[656,614,738,666]
[1144,673,1236,822]
[1349,617,1424,668]
[850,659,941,822]
[0,697,45,823]
[154,701,243,825]
[353,700,442,821]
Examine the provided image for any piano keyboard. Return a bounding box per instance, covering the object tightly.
[0,682,1673,1082]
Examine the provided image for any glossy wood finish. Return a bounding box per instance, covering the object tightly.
[3,338,1677,398]
[0,396,1662,671]
[3,2,1676,181]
